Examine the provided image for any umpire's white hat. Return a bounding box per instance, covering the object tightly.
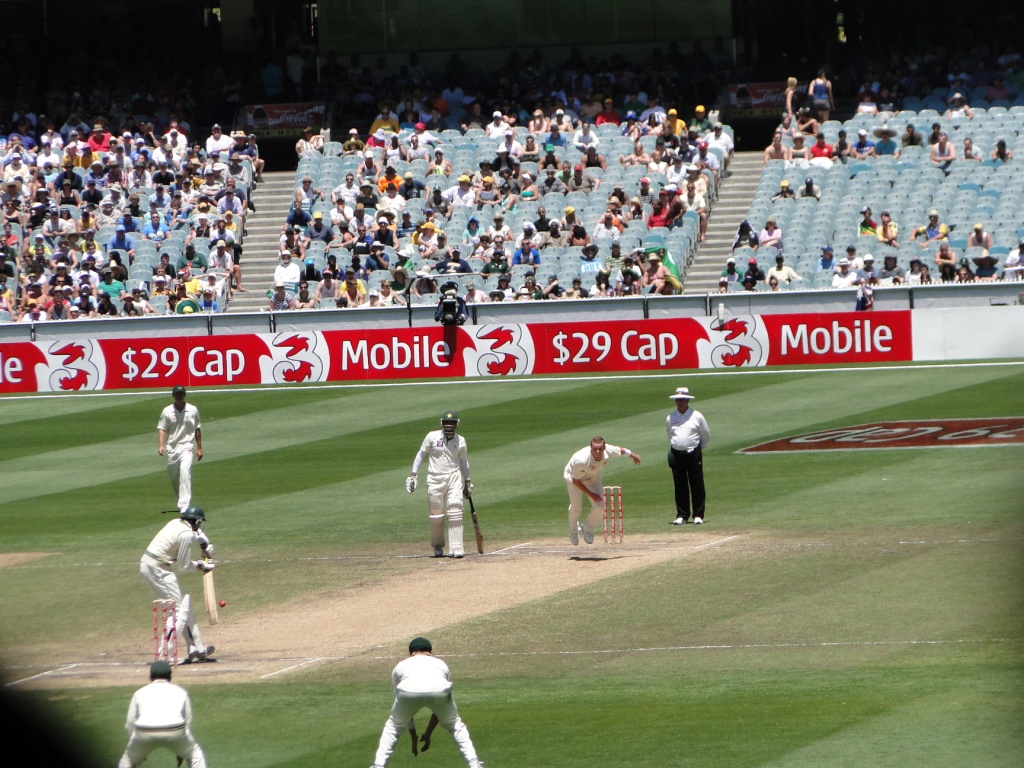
[669,387,696,400]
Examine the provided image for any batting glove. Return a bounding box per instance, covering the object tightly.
[193,559,216,572]
[463,481,474,497]
[406,475,417,493]
[200,543,215,558]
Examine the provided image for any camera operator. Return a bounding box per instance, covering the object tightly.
[435,280,468,326]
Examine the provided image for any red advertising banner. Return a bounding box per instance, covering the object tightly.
[100,336,271,389]
[761,311,913,365]
[0,311,914,394]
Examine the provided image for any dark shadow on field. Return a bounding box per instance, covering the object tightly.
[569,555,628,562]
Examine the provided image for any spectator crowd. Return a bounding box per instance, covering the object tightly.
[0,113,262,321]
[268,98,732,309]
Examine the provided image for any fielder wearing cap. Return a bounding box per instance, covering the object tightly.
[407,412,473,558]
[666,387,710,525]
[118,659,208,768]
[370,637,484,768]
[563,437,641,546]
[157,386,203,513]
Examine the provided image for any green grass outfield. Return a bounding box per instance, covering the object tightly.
[1,362,1022,767]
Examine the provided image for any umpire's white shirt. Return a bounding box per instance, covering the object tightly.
[414,430,468,479]
[563,444,628,483]
[666,407,710,451]
[158,404,201,458]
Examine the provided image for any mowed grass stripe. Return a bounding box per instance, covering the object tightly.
[0,378,602,506]
[0,386,365,462]
[754,682,1024,768]
[717,445,1024,531]
[0,393,162,430]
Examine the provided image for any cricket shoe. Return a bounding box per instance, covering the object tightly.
[671,517,687,525]
[433,546,444,558]
[187,645,216,663]
[693,517,703,525]
[569,522,580,546]
[581,525,595,545]
[451,551,464,559]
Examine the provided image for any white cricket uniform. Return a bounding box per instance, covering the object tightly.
[373,654,479,767]
[140,519,208,656]
[158,402,201,512]
[412,429,469,555]
[563,444,631,540]
[118,679,207,768]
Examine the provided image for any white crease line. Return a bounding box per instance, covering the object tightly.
[439,637,1019,660]
[261,657,330,679]
[3,360,1021,400]
[900,537,1023,544]
[487,542,534,554]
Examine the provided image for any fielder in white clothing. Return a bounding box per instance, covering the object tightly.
[157,385,203,513]
[407,412,472,558]
[563,437,641,545]
[371,636,483,768]
[140,507,216,663]
[118,660,207,768]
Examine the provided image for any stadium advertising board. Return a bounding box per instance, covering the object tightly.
[242,103,327,138]
[0,311,913,393]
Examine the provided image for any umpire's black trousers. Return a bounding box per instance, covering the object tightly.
[669,446,706,522]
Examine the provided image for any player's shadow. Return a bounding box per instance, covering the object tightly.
[569,555,628,562]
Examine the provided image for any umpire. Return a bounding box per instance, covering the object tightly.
[666,387,710,525]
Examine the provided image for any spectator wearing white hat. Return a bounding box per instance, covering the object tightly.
[485,110,510,139]
[269,281,295,311]
[850,129,876,160]
[832,257,859,288]
[498,129,523,159]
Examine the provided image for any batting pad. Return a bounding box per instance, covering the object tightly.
[447,522,465,556]
[429,515,445,548]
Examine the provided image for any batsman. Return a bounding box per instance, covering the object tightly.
[139,507,216,663]
[407,412,472,558]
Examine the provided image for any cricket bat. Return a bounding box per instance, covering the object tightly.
[467,494,484,554]
[203,567,219,624]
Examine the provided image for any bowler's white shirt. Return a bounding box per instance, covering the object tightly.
[563,444,628,483]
